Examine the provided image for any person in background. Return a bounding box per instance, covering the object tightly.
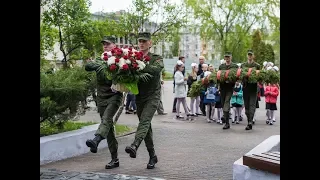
[156,73,167,115]
[174,60,191,119]
[264,82,279,125]
[231,80,243,124]
[172,56,186,113]
[214,88,223,124]
[197,56,206,76]
[187,63,201,116]
[202,71,217,123]
[199,63,209,115]
[125,92,136,114]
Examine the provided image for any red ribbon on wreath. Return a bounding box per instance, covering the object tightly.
[217,70,222,80]
[224,70,230,80]
[247,68,253,77]
[236,68,242,79]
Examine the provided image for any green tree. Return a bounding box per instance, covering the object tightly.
[41,0,92,67]
[184,0,279,59]
[264,43,275,63]
[169,29,180,56]
[256,41,266,64]
[252,29,262,55]
[117,0,187,46]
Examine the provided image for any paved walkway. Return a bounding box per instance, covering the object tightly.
[41,81,280,180]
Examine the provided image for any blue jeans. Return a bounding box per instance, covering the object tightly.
[126,94,136,110]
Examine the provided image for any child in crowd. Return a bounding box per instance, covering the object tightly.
[201,71,217,123]
[230,80,244,124]
[187,63,201,116]
[174,60,191,119]
[265,82,279,125]
[214,88,223,124]
[199,64,209,115]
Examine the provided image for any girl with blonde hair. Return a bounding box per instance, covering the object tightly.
[187,63,201,116]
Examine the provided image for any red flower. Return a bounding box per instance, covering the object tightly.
[130,57,135,61]
[103,53,108,56]
[144,56,151,62]
[128,47,132,51]
[115,58,120,63]
[116,51,122,56]
[109,64,117,71]
[132,63,138,69]
[122,64,129,70]
[136,55,141,60]
[103,56,108,61]
[123,55,128,60]
[111,49,115,54]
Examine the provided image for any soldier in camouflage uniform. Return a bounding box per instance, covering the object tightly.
[85,36,123,169]
[218,52,238,130]
[125,32,164,169]
[240,50,261,130]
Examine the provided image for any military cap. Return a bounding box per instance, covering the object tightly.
[224,51,232,57]
[137,32,151,41]
[247,50,254,55]
[101,36,116,44]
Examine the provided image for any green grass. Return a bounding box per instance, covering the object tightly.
[163,72,173,80]
[115,124,133,135]
[40,121,97,137]
[40,121,133,137]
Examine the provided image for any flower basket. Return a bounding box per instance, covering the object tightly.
[111,84,130,93]
[94,47,154,95]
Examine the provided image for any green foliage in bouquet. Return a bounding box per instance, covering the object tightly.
[189,68,280,96]
[188,80,205,97]
[264,70,280,84]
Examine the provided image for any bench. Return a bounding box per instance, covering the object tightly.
[243,151,280,175]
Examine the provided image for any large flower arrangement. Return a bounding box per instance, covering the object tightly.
[96,47,153,94]
[188,68,280,97]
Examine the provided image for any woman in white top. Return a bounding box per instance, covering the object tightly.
[174,60,191,119]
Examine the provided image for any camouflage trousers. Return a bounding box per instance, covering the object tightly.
[133,94,161,149]
[243,84,258,124]
[95,94,122,155]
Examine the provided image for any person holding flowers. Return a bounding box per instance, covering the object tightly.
[85,36,123,169]
[240,50,261,130]
[124,32,164,169]
[218,52,238,130]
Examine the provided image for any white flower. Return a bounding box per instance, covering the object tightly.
[273,66,279,71]
[118,58,126,68]
[125,60,131,64]
[136,60,146,70]
[237,63,241,67]
[132,49,137,53]
[101,51,112,60]
[107,56,115,65]
[269,62,274,67]
[263,61,268,66]
[122,48,129,56]
[266,66,272,71]
[220,59,225,64]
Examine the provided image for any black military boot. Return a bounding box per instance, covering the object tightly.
[105,153,119,169]
[86,134,103,153]
[147,149,158,169]
[245,122,253,130]
[125,144,138,158]
[223,113,230,130]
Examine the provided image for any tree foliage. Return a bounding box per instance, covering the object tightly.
[116,0,187,46]
[41,0,92,66]
[184,0,280,60]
